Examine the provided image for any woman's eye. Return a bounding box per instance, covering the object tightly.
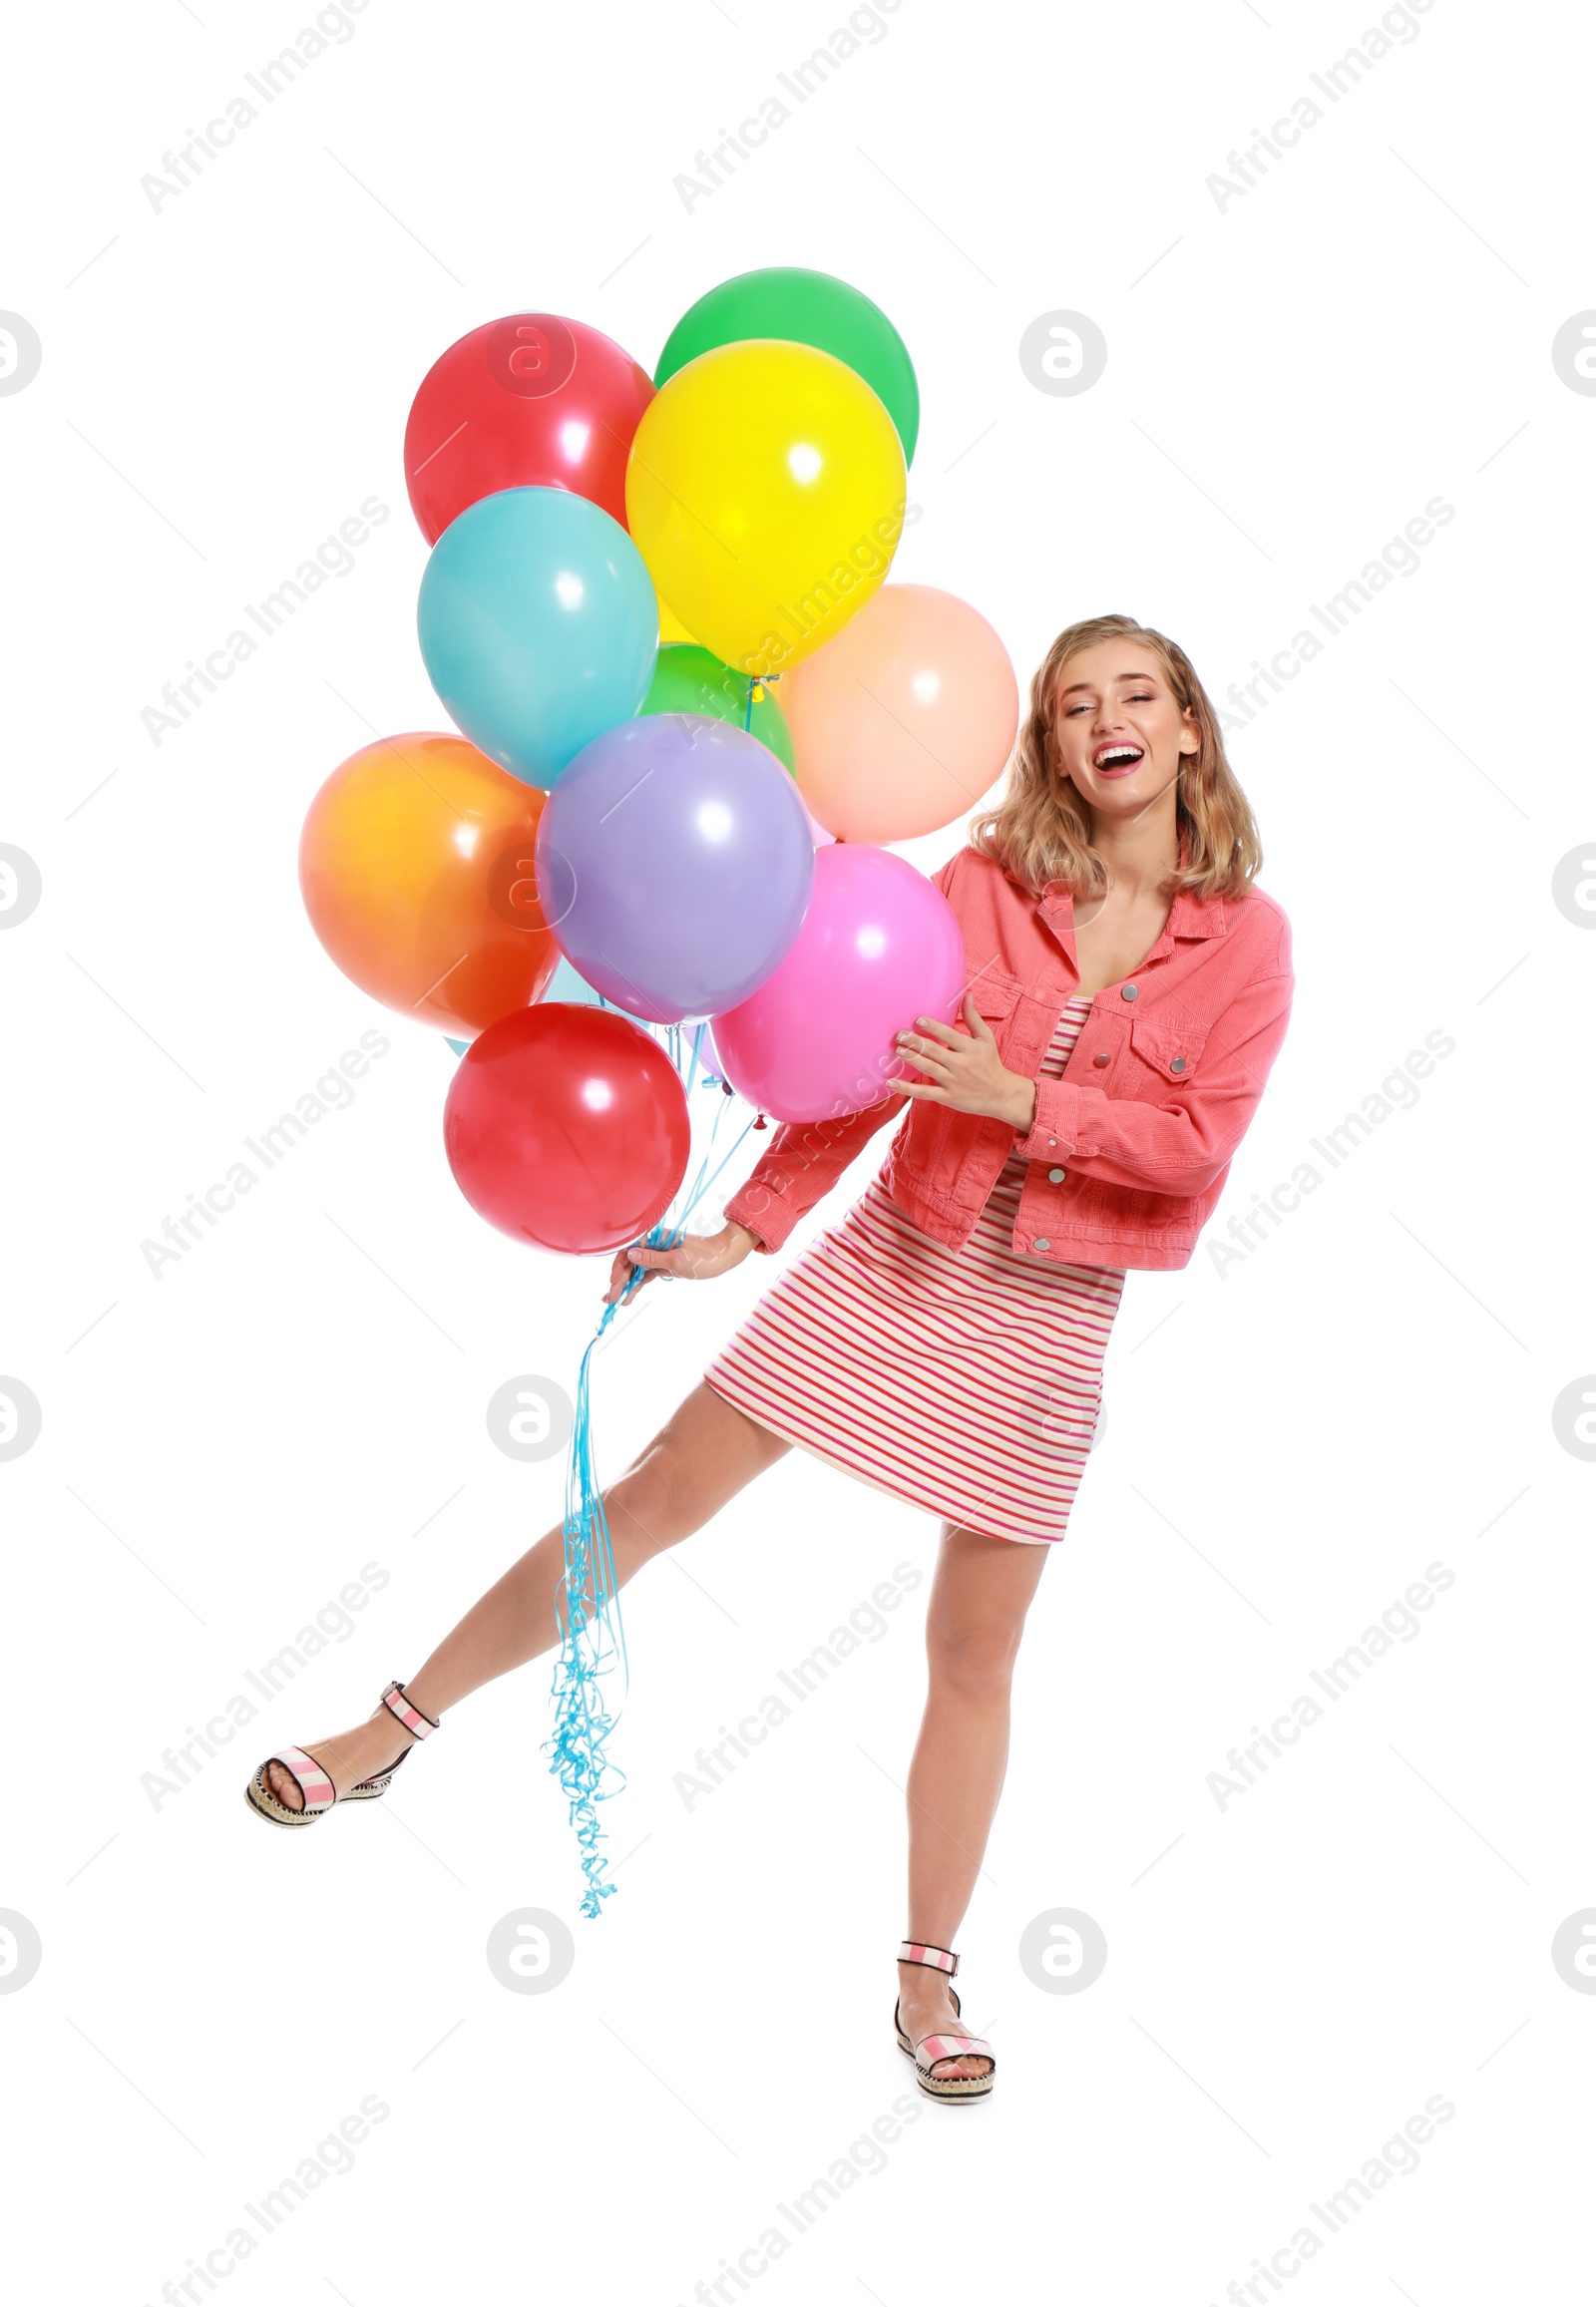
[1063,693,1153,715]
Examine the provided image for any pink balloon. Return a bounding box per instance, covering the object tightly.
[712,845,966,1123]
[782,582,1019,844]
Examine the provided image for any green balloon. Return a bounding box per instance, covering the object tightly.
[636,644,797,775]
[654,266,920,466]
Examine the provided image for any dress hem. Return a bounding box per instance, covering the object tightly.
[702,1370,1057,1547]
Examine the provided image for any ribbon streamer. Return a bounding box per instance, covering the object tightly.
[545,1064,754,1916]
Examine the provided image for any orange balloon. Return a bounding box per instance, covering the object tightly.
[782,583,1019,843]
[299,733,558,1037]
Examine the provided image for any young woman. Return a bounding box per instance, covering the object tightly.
[246,613,1294,2107]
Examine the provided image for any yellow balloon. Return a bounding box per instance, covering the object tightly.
[657,595,697,646]
[625,339,908,680]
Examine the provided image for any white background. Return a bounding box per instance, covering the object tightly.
[2,0,1592,2299]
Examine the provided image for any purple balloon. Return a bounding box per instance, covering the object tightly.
[536,714,815,1023]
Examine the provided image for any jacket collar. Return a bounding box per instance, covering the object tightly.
[1013,838,1229,969]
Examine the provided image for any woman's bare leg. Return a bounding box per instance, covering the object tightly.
[895,1524,1051,2078]
[264,1383,788,1809]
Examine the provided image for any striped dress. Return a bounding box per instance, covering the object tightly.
[705,995,1125,1545]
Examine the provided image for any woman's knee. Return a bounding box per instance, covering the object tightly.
[924,1525,1046,1696]
[608,1437,703,1552]
[926,1615,1026,1698]
[609,1385,779,1553]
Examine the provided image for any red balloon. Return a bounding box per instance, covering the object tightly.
[443,1004,689,1254]
[405,314,655,544]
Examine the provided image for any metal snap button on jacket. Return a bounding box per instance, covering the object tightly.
[1121,983,1138,1000]
[1092,1050,1110,1067]
[1047,1167,1065,1183]
[1033,1237,1050,1250]
[1171,1055,1187,1072]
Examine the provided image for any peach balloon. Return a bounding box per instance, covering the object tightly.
[299,733,558,1038]
[782,582,1019,844]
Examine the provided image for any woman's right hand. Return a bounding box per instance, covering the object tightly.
[602,1220,759,1306]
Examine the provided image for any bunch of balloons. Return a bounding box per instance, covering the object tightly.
[295,269,1023,1919]
[297,267,1020,1262]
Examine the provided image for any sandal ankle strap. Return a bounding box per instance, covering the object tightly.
[379,1681,439,1740]
[899,1939,960,1978]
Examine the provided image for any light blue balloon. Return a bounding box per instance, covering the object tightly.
[416,486,658,789]
[544,955,608,1009]
[543,953,651,1025]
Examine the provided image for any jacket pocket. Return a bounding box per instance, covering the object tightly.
[1068,1173,1198,1234]
[1126,1014,1208,1090]
[964,968,1024,1071]
[966,967,1023,1025]
[894,1083,958,1182]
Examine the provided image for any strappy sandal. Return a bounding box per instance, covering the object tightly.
[244,1680,439,1827]
[894,1939,996,2104]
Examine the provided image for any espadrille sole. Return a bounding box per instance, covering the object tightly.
[243,1778,396,1825]
[244,1771,323,1827]
[893,2026,996,2103]
[243,1757,405,1826]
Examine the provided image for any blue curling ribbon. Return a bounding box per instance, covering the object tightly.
[546,1300,630,1918]
[545,1061,755,1917]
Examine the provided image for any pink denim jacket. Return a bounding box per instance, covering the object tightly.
[725,844,1294,1274]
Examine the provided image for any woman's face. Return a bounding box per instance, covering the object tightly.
[1050,641,1199,826]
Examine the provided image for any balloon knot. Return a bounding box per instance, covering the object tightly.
[753,1113,768,1132]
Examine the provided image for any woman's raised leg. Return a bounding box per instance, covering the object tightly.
[896,1524,1051,2078]
[262,1382,788,1810]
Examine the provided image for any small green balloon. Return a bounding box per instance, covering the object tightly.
[636,644,797,775]
[654,267,920,466]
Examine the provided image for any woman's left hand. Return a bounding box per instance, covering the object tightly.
[892,994,1038,1133]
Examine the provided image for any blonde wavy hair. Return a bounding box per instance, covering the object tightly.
[971,613,1263,902]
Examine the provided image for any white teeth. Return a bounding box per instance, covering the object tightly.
[1097,746,1142,767]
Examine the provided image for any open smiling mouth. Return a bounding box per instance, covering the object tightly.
[1093,745,1144,774]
